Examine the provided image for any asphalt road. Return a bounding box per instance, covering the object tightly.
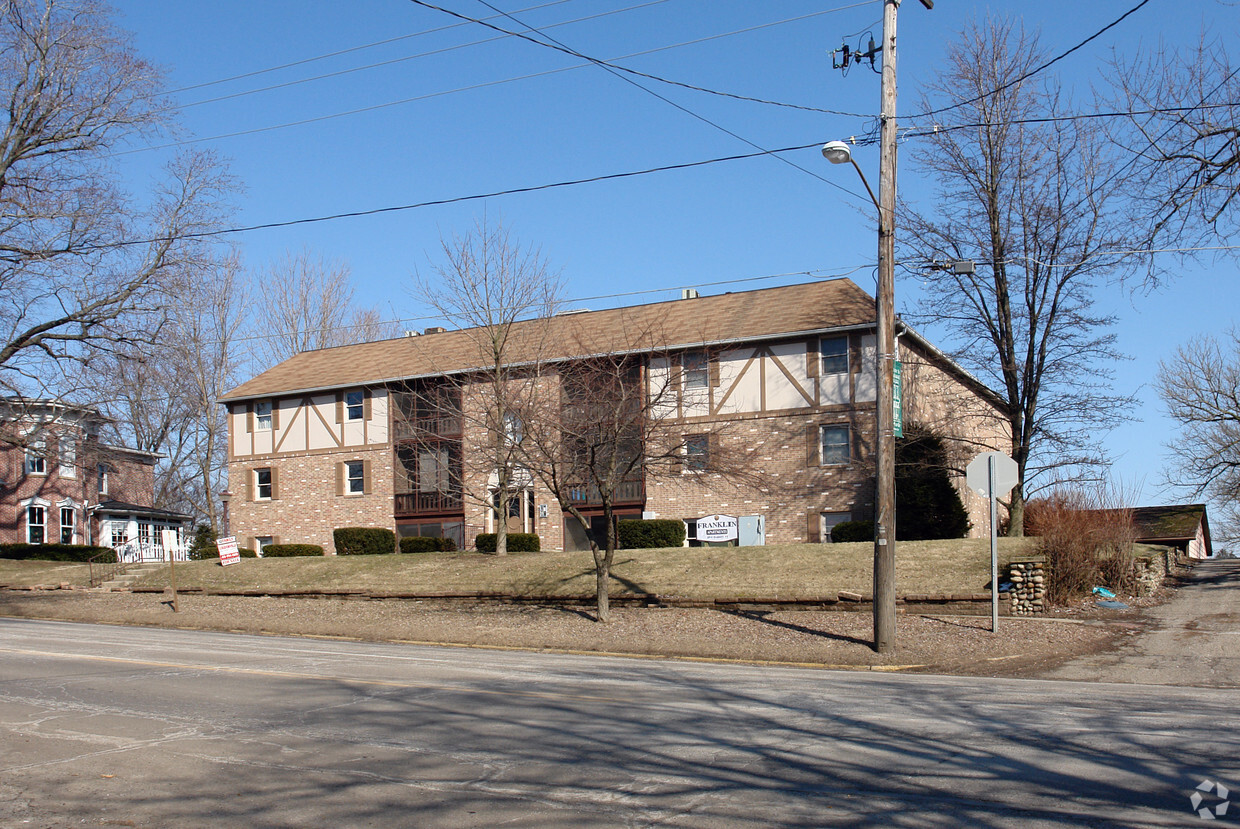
[1047,558,1240,687]
[1,619,1236,827]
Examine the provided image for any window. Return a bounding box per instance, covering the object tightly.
[60,507,74,544]
[58,438,76,478]
[684,434,710,472]
[109,523,128,548]
[345,390,365,421]
[97,464,109,496]
[255,536,273,557]
[25,440,45,475]
[822,512,850,543]
[503,412,523,445]
[821,337,849,375]
[820,425,850,465]
[346,461,365,494]
[255,400,273,430]
[683,351,708,389]
[255,467,273,500]
[27,506,45,544]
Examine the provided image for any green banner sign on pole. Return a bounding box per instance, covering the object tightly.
[893,360,903,439]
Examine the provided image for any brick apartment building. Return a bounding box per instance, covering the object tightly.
[221,280,1010,554]
[0,399,190,558]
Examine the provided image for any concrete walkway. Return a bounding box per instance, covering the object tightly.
[1045,558,1240,687]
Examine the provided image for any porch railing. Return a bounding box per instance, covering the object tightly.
[88,548,124,588]
[566,478,645,507]
[394,490,464,516]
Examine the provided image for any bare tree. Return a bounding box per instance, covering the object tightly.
[83,252,248,528]
[1106,33,1240,265]
[0,0,234,400]
[253,248,397,368]
[901,16,1136,534]
[516,323,759,622]
[1156,330,1240,542]
[406,219,562,556]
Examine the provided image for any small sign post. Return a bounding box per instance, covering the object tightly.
[160,529,181,613]
[967,452,1019,632]
[216,536,241,567]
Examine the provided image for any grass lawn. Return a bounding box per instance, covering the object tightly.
[2,538,1041,600]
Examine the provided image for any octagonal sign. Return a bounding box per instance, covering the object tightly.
[967,452,1019,498]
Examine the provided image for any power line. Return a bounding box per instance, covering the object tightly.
[464,0,844,193]
[912,0,1154,120]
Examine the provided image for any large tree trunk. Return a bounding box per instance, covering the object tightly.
[595,555,611,623]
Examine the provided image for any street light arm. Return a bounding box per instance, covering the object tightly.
[849,158,881,216]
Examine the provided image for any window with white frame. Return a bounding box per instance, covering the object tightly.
[820,425,850,465]
[255,400,273,430]
[60,507,74,544]
[821,511,851,543]
[255,467,273,500]
[27,506,45,544]
[109,522,128,548]
[25,439,45,475]
[820,337,849,375]
[345,390,365,421]
[682,351,708,389]
[97,463,109,496]
[345,460,365,494]
[255,536,273,556]
[503,412,523,445]
[58,438,76,478]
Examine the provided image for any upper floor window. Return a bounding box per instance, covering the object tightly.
[821,337,849,375]
[682,351,708,390]
[255,467,273,500]
[97,464,109,496]
[820,425,851,465]
[255,401,273,431]
[684,434,710,472]
[27,505,45,544]
[503,412,524,445]
[345,390,365,421]
[59,438,76,478]
[60,507,74,544]
[25,440,46,476]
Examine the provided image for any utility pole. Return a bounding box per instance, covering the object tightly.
[831,0,931,653]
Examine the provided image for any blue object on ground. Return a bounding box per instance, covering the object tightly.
[999,581,1013,593]
[1095,600,1129,609]
[1092,586,1116,598]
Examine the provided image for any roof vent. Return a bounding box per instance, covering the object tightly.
[423,326,446,335]
[681,288,700,299]
[404,330,421,337]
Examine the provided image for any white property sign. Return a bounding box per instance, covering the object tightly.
[216,536,241,567]
[696,514,739,543]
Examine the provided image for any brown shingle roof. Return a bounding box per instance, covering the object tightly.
[1130,504,1208,542]
[222,279,878,401]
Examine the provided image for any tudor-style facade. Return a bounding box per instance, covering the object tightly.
[221,280,1011,554]
[0,399,190,557]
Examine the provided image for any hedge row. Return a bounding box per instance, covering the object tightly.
[399,536,457,554]
[475,533,540,553]
[618,519,685,549]
[261,544,324,558]
[0,543,114,562]
[333,527,397,556]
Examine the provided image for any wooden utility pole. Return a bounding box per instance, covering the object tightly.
[871,0,901,654]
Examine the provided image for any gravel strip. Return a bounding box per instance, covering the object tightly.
[0,588,1127,677]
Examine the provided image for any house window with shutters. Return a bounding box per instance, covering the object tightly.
[820,425,850,466]
[255,467,274,500]
[255,401,273,431]
[682,351,708,390]
[338,459,371,496]
[345,390,365,421]
[684,434,710,472]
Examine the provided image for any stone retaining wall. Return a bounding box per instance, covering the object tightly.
[1008,557,1046,615]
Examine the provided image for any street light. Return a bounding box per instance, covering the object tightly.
[822,138,898,653]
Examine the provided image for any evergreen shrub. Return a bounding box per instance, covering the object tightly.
[618,518,685,549]
[261,544,324,557]
[333,527,397,556]
[475,533,540,553]
[399,536,457,554]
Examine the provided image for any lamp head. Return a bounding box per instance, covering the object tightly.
[821,141,852,165]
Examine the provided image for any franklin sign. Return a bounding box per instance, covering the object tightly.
[696,514,739,543]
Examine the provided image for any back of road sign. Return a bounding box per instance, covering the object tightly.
[967,452,1018,498]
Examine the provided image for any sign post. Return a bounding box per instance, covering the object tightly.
[160,529,181,613]
[966,452,1019,632]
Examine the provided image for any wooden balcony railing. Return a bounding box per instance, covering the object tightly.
[395,490,463,516]
[565,477,645,507]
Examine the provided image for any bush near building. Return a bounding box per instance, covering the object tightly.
[333,527,397,556]
[399,536,457,554]
[261,544,324,557]
[619,519,686,549]
[0,543,114,562]
[1026,492,1137,602]
[475,533,540,553]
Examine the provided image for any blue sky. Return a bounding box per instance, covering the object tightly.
[113,0,1237,511]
